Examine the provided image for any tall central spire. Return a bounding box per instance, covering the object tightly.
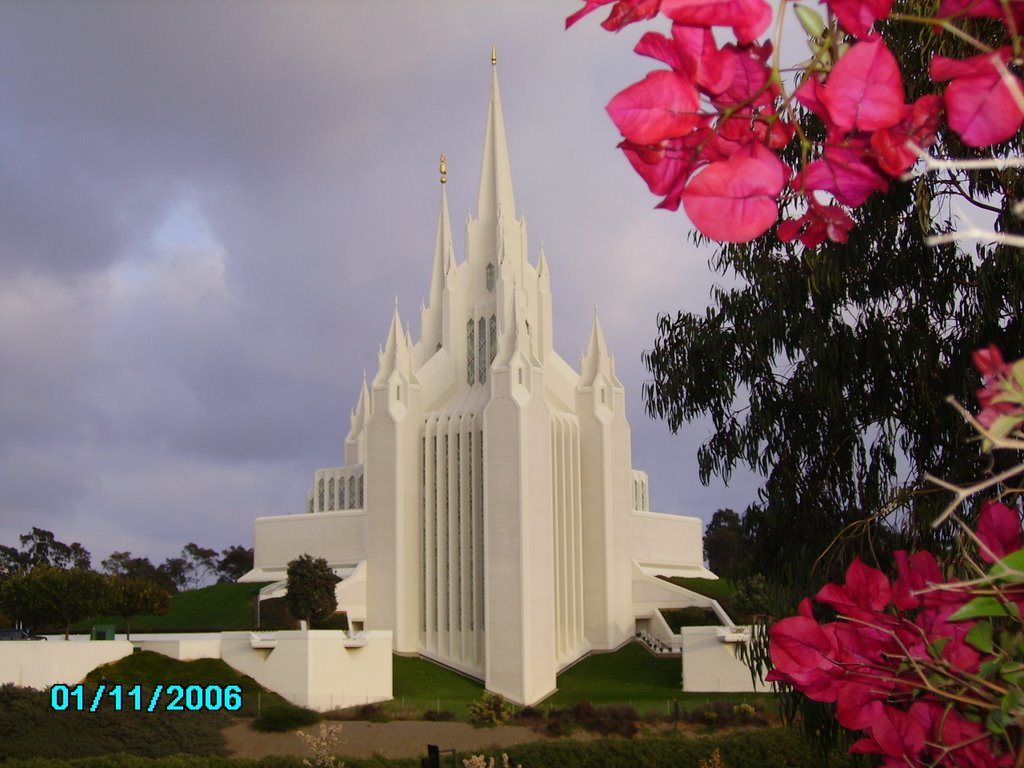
[476,48,516,223]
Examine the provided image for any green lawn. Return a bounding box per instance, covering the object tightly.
[72,582,271,634]
[664,576,737,602]
[389,654,485,717]
[543,642,767,713]
[382,643,768,718]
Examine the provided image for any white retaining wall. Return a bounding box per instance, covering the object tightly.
[0,640,135,689]
[679,627,770,693]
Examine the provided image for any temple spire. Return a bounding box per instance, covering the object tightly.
[429,154,454,309]
[476,49,516,223]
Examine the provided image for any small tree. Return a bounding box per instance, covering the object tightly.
[106,576,171,640]
[285,555,340,627]
[703,508,745,580]
[216,545,254,583]
[180,543,218,590]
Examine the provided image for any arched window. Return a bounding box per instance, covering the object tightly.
[348,476,356,509]
[467,319,475,385]
[486,263,495,291]
[339,479,346,510]
[478,317,487,383]
[327,478,335,511]
[488,314,497,363]
[357,475,364,508]
[317,478,325,512]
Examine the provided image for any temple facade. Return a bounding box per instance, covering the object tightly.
[243,57,719,705]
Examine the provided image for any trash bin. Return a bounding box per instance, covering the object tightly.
[90,624,115,640]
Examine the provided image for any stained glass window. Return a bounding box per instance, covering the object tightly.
[478,317,487,383]
[489,315,496,363]
[467,320,475,385]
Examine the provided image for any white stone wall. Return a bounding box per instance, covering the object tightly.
[220,630,393,711]
[0,640,134,689]
[252,509,367,571]
[679,627,771,693]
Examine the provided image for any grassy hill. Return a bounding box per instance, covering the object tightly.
[72,582,268,634]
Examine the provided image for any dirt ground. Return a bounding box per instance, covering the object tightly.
[222,719,601,760]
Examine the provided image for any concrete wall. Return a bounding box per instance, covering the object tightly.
[220,630,392,711]
[137,637,223,661]
[631,511,707,575]
[253,509,367,571]
[0,640,134,689]
[679,627,770,693]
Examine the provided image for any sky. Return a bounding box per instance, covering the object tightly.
[0,0,762,568]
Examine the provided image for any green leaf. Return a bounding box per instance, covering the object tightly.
[949,596,1009,621]
[986,708,1007,735]
[965,621,995,653]
[988,549,1024,582]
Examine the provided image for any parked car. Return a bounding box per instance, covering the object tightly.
[0,628,46,640]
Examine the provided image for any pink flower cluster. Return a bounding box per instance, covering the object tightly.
[568,0,1024,244]
[766,500,1023,765]
[973,344,1024,440]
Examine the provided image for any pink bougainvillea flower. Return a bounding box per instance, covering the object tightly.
[938,0,1009,20]
[777,202,854,247]
[892,549,953,610]
[976,499,1023,564]
[660,0,773,45]
[711,41,777,108]
[825,0,895,38]
[635,25,737,95]
[973,344,1008,379]
[869,94,943,176]
[607,70,701,145]
[867,704,928,762]
[681,142,787,241]
[835,681,886,731]
[816,557,892,620]
[931,47,1024,147]
[565,0,660,30]
[820,36,906,134]
[619,125,714,210]
[801,145,889,207]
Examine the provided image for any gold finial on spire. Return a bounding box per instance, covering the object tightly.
[491,45,497,66]
[439,153,447,184]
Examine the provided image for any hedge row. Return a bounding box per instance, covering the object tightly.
[1,728,854,768]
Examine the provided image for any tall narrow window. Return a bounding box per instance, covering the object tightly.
[486,263,495,291]
[421,437,427,635]
[339,480,346,510]
[357,475,364,507]
[349,476,356,509]
[467,320,475,385]
[327,478,335,511]
[307,496,314,515]
[468,431,474,631]
[478,317,487,383]
[488,314,497,363]
[456,432,462,631]
[317,478,325,512]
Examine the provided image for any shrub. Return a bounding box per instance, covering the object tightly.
[253,702,321,732]
[467,692,510,727]
[423,709,454,721]
[512,705,544,721]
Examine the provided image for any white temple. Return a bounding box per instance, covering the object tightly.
[242,55,723,706]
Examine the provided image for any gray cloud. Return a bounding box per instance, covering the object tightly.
[0,0,759,565]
